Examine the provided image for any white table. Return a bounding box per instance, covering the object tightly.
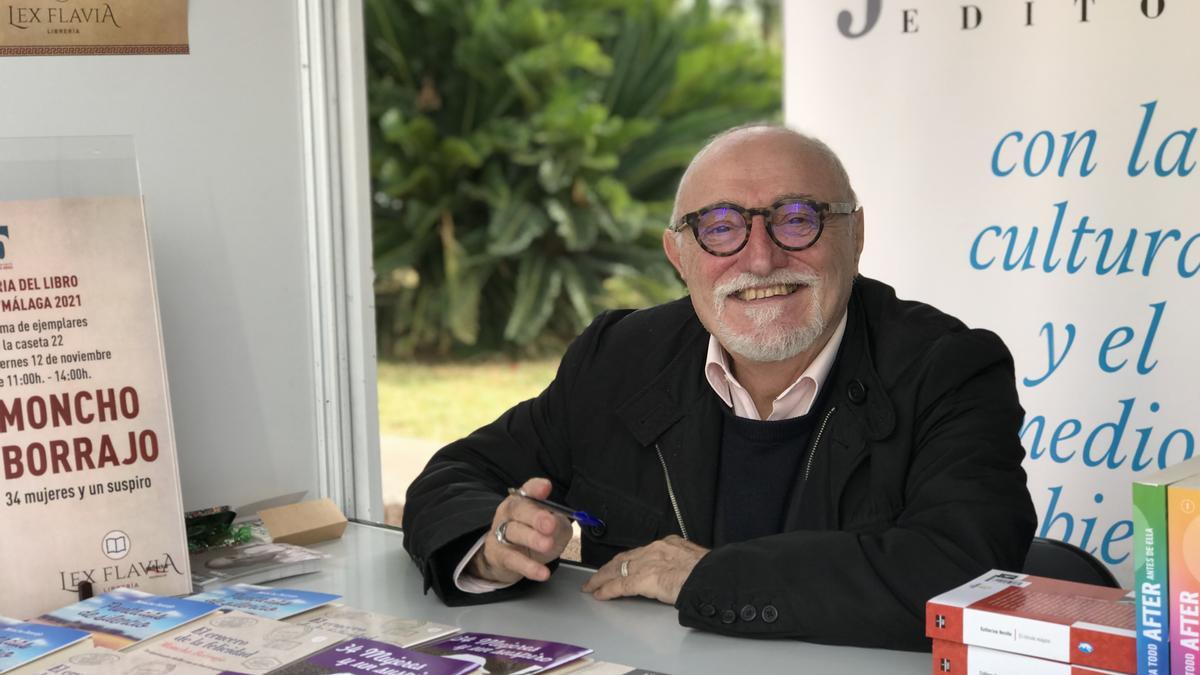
[275,523,932,674]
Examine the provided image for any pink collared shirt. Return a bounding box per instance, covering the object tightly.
[704,312,847,420]
[454,312,848,592]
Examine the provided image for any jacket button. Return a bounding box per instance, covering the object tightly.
[720,609,737,624]
[847,379,867,404]
[699,603,716,617]
[761,604,779,623]
[739,604,757,622]
[588,523,607,538]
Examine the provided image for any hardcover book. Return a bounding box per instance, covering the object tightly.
[185,585,340,621]
[1167,475,1200,675]
[926,570,1136,673]
[0,621,91,675]
[128,610,343,674]
[285,605,457,647]
[189,544,326,592]
[271,638,476,675]
[0,196,191,617]
[32,589,217,651]
[410,632,591,675]
[932,639,1127,674]
[1133,456,1200,675]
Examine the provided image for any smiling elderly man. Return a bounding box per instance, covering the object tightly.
[402,124,1036,650]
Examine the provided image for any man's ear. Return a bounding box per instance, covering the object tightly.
[663,228,686,280]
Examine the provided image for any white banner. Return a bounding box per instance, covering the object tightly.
[786,0,1199,583]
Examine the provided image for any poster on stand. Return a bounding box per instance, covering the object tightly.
[0,195,190,618]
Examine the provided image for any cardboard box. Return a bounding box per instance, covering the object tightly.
[259,498,347,545]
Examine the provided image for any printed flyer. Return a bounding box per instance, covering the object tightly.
[0,196,190,618]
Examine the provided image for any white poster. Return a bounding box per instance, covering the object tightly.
[0,196,190,617]
[786,0,1199,583]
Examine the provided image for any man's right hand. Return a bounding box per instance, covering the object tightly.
[467,477,573,585]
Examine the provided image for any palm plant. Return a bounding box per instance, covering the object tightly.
[367,0,781,357]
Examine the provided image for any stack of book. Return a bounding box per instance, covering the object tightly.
[926,570,1136,674]
[1,585,666,675]
[1132,454,1200,675]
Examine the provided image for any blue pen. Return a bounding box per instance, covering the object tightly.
[507,487,605,528]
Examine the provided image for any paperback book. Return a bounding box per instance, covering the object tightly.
[1132,455,1200,675]
[932,639,1127,674]
[285,605,457,647]
[0,622,91,675]
[128,610,343,674]
[186,585,340,621]
[926,570,1136,673]
[25,647,213,675]
[410,632,591,675]
[32,589,217,650]
[190,544,326,592]
[1167,475,1200,675]
[271,638,476,675]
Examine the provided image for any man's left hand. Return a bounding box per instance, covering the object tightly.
[581,535,710,605]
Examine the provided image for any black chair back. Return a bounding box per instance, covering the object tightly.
[1021,536,1120,588]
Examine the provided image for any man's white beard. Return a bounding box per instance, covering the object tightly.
[712,271,826,363]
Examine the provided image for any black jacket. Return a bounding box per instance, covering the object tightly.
[402,276,1036,650]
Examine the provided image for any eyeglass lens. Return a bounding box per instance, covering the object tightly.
[696,200,821,253]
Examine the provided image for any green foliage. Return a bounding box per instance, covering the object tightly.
[368,0,781,357]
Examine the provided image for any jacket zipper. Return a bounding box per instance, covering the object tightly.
[801,406,837,483]
[654,443,690,541]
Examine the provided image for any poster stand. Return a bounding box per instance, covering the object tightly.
[0,135,190,618]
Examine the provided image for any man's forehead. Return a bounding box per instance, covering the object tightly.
[680,146,839,204]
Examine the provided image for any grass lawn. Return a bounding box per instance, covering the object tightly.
[376,357,561,442]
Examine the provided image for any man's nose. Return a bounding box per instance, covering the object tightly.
[741,215,789,274]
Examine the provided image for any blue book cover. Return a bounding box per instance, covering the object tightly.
[33,588,217,650]
[186,584,341,620]
[0,621,91,672]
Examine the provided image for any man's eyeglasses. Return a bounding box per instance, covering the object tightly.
[670,197,858,256]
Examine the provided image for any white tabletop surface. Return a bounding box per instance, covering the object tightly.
[270,522,932,674]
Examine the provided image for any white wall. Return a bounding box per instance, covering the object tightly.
[0,1,323,512]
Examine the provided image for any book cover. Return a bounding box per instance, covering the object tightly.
[0,622,91,675]
[271,638,476,675]
[189,544,325,592]
[129,610,343,674]
[932,639,1128,674]
[24,646,215,675]
[185,585,340,621]
[926,570,1136,672]
[1167,475,1200,675]
[32,589,217,650]
[1133,456,1200,675]
[0,196,192,618]
[410,632,592,675]
[285,605,457,647]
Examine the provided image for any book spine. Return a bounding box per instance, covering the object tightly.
[1168,484,1200,675]
[1133,480,1171,675]
[931,639,1124,675]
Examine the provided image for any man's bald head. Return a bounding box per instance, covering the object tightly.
[671,124,857,225]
